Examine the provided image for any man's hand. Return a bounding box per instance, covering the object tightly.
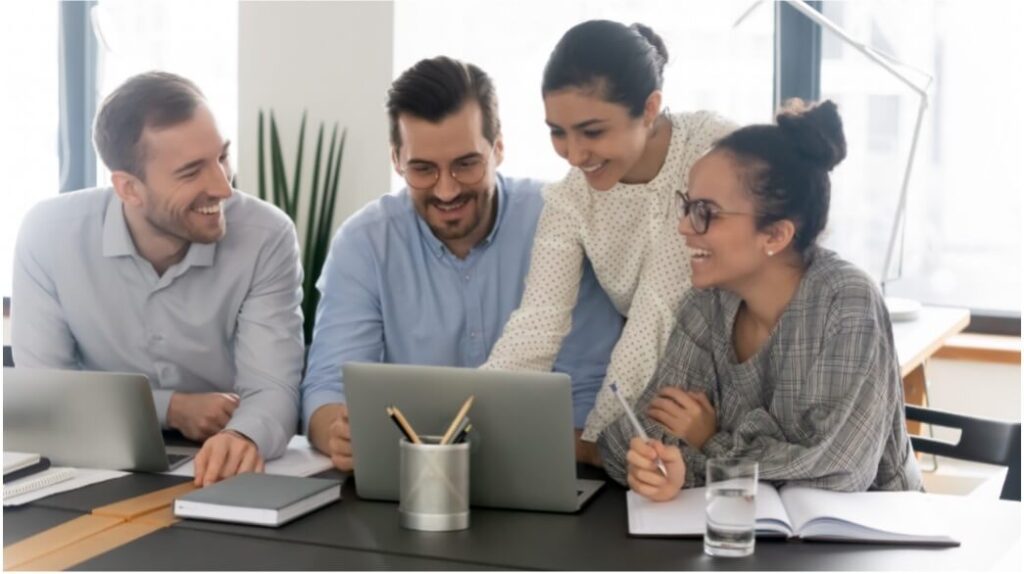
[574,429,603,467]
[167,392,239,442]
[309,403,353,471]
[193,430,264,487]
[646,388,717,450]
[626,437,685,502]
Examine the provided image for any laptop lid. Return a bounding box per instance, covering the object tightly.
[345,362,599,513]
[3,368,172,472]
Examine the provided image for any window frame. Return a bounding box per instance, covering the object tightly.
[54,1,1020,335]
[59,0,99,193]
[775,1,1019,336]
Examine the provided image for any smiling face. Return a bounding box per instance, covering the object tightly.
[392,100,503,256]
[128,103,234,246]
[543,87,655,191]
[679,151,773,292]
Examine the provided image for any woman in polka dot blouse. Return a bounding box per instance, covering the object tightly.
[483,20,736,451]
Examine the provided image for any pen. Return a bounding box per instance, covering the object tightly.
[450,417,471,444]
[610,382,668,477]
[387,405,422,444]
[440,395,475,445]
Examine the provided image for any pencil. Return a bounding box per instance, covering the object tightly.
[440,395,475,445]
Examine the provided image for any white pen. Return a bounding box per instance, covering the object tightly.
[610,382,668,477]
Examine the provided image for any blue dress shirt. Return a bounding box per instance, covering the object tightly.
[301,174,624,431]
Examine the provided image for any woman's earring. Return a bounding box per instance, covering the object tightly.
[766,250,774,257]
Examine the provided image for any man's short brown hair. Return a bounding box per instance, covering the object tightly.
[93,71,206,180]
[386,56,500,151]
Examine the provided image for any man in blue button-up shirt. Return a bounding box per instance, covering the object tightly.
[302,56,624,471]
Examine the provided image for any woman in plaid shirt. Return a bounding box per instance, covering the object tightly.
[597,100,923,502]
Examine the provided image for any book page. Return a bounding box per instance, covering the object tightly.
[627,482,789,537]
[779,486,952,541]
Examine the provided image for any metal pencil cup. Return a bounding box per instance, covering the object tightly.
[399,435,470,531]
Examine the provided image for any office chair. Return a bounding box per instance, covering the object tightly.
[905,404,1021,501]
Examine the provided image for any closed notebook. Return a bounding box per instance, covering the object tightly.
[173,473,342,527]
[627,483,959,547]
[4,452,51,483]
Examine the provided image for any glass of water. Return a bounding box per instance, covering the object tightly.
[704,458,758,557]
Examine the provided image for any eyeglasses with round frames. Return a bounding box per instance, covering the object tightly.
[399,147,495,190]
[676,190,755,235]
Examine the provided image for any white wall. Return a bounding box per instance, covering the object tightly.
[237,1,394,245]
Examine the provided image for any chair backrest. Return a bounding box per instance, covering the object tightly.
[905,404,1021,501]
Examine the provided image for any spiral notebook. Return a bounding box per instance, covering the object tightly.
[3,467,76,499]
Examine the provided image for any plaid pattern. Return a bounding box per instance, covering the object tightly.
[598,247,924,492]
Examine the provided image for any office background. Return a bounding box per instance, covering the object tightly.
[1,0,1020,494]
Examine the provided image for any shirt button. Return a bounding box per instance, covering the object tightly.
[470,331,478,339]
[463,274,471,281]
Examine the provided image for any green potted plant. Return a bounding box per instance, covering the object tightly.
[256,110,346,343]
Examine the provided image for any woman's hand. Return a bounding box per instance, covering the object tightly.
[626,437,685,502]
[647,388,717,450]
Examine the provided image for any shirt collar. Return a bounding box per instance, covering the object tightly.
[102,191,136,258]
[414,173,509,260]
[100,187,218,268]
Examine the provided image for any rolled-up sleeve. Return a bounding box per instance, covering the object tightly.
[300,222,384,434]
[227,222,305,460]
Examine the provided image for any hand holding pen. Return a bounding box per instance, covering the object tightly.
[610,382,668,476]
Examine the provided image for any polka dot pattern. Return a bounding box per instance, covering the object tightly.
[486,111,738,440]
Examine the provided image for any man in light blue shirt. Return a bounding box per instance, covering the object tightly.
[12,72,304,485]
[303,56,624,470]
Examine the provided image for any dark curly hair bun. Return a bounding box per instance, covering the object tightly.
[630,22,669,73]
[776,99,847,172]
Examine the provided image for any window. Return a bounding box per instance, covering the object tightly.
[91,0,238,183]
[394,0,774,187]
[818,0,1022,319]
[0,1,59,297]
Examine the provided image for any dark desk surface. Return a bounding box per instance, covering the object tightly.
[6,467,1020,571]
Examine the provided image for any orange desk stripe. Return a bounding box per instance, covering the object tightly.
[4,481,196,571]
[3,514,124,570]
[11,520,166,571]
[133,505,181,526]
[91,481,196,520]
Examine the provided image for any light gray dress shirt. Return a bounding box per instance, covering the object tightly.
[11,187,304,459]
[599,247,923,492]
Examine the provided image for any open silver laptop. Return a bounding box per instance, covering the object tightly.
[344,362,604,513]
[3,368,193,472]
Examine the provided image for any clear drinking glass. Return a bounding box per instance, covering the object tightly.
[704,458,758,557]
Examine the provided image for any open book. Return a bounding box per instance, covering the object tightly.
[627,483,959,547]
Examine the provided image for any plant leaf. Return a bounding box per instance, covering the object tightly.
[304,123,326,280]
[291,110,307,222]
[257,110,266,201]
[269,113,292,217]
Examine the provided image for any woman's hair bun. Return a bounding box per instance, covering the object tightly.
[776,99,847,172]
[630,22,668,70]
